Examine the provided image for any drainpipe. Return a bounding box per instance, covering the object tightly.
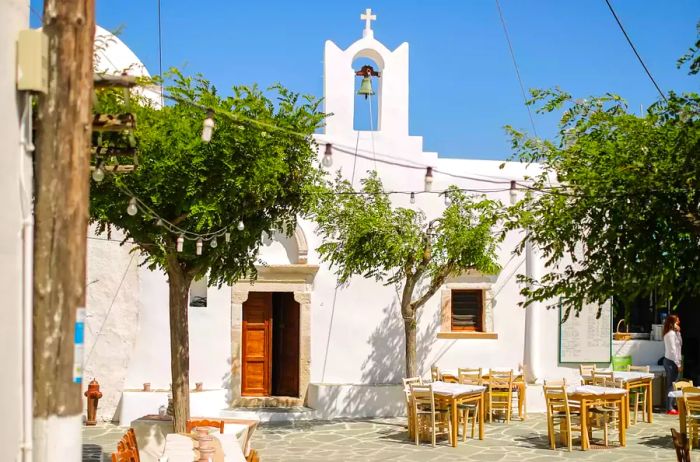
[523,237,542,383]
[20,92,34,462]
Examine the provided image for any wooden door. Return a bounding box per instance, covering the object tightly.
[272,293,300,397]
[242,292,272,396]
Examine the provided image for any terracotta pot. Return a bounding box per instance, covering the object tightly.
[195,382,203,392]
[143,382,151,392]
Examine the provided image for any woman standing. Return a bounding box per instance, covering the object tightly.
[663,314,683,414]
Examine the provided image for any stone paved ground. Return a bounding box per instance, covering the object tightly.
[83,413,679,461]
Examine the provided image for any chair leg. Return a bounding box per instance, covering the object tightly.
[471,405,476,438]
[414,414,420,446]
[462,408,467,442]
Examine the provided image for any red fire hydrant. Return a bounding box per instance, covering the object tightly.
[84,379,102,426]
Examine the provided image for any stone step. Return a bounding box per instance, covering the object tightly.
[220,406,320,423]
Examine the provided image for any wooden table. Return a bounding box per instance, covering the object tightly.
[581,371,654,426]
[441,369,527,420]
[431,381,486,448]
[567,385,627,451]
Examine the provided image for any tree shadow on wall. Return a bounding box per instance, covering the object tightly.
[311,296,440,419]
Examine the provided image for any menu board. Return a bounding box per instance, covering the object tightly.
[558,300,612,364]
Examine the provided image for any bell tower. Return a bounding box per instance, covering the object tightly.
[323,9,410,141]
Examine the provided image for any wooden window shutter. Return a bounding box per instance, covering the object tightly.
[451,290,483,331]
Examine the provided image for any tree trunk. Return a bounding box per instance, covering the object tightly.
[33,1,94,460]
[166,256,193,433]
[403,313,417,378]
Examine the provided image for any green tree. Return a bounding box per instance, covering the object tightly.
[508,88,700,318]
[90,72,324,431]
[311,172,503,377]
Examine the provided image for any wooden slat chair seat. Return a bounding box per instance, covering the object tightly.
[186,418,225,434]
[672,428,692,462]
[487,370,514,423]
[111,428,140,462]
[544,384,582,451]
[410,383,451,447]
[683,387,700,450]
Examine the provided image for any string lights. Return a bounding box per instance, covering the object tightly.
[92,160,105,182]
[410,192,416,204]
[322,143,333,167]
[424,167,433,192]
[201,109,215,143]
[126,197,138,216]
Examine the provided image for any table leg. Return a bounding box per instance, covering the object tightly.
[451,397,458,448]
[518,383,525,420]
[618,396,626,447]
[580,399,589,451]
[479,393,484,440]
[679,397,687,434]
[624,384,630,429]
[647,379,653,423]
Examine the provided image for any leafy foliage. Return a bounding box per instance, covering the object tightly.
[508,87,700,317]
[91,71,325,284]
[677,21,700,75]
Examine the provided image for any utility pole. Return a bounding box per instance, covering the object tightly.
[33,1,94,460]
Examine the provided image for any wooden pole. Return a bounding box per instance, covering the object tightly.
[33,1,94,459]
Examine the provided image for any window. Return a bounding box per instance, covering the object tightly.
[451,290,483,332]
[189,276,207,307]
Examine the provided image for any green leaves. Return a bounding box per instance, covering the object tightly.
[511,88,700,314]
[310,172,504,308]
[90,70,326,285]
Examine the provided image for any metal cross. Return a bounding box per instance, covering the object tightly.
[361,8,376,32]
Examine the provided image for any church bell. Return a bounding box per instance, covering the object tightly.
[357,76,374,99]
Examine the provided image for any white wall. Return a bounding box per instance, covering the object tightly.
[0,1,30,459]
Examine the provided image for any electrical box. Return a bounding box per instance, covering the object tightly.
[17,29,48,94]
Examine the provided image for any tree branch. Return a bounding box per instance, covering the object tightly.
[411,262,455,310]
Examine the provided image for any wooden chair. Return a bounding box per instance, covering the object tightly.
[588,371,621,446]
[671,428,692,462]
[683,387,700,450]
[675,380,695,391]
[111,428,140,462]
[430,365,441,382]
[580,364,596,382]
[487,370,514,423]
[186,418,225,434]
[456,368,482,440]
[402,377,423,438]
[544,384,581,451]
[410,383,451,447]
[590,370,616,387]
[626,364,650,424]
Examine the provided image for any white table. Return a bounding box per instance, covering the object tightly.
[430,381,486,447]
[161,433,246,462]
[581,371,654,424]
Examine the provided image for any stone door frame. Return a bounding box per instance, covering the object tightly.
[230,264,317,407]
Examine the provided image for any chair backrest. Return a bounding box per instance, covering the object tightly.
[543,385,570,415]
[186,419,225,434]
[543,378,567,387]
[591,370,615,387]
[488,370,513,393]
[402,377,423,393]
[671,428,691,462]
[410,383,435,412]
[675,380,695,391]
[430,365,441,382]
[579,364,596,376]
[458,367,482,385]
[627,365,650,373]
[111,429,140,462]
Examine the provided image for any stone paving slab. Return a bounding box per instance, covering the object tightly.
[82,413,679,461]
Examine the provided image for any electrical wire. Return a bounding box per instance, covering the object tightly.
[603,0,667,102]
[495,0,538,137]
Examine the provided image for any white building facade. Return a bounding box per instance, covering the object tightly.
[85,14,662,425]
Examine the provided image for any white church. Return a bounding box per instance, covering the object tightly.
[85,11,664,425]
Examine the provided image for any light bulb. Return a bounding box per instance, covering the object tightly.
[156,218,164,227]
[201,109,215,143]
[224,232,231,243]
[176,235,184,252]
[237,220,245,231]
[127,198,138,216]
[509,180,517,205]
[210,237,218,248]
[444,193,451,206]
[92,165,105,182]
[424,167,433,192]
[322,143,333,167]
[196,238,203,255]
[410,192,416,204]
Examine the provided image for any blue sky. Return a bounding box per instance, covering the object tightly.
[32,1,699,159]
